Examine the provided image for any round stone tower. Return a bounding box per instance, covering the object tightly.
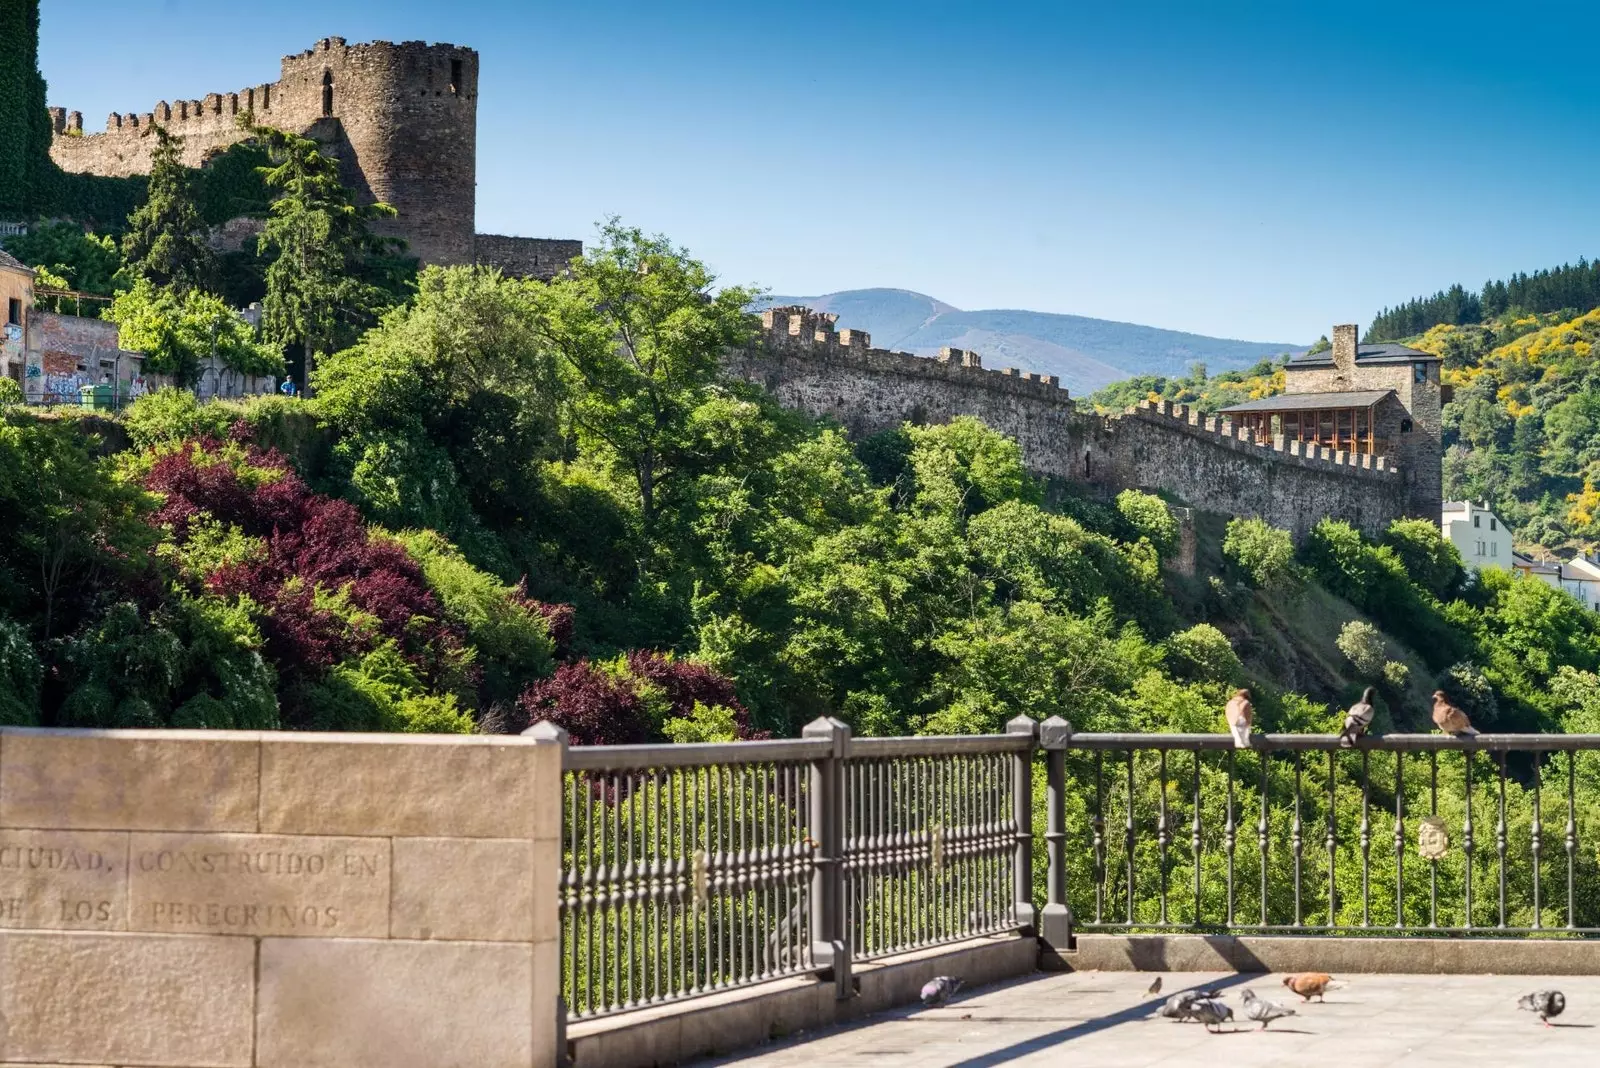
[277,38,478,266]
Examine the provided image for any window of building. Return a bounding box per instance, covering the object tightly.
[451,59,463,94]
[1473,515,1480,528]
[1490,517,1497,531]
[1491,542,1498,557]
[322,71,334,117]
[1083,451,1092,478]
[5,298,19,326]
[1401,418,1413,433]
[1415,362,1430,383]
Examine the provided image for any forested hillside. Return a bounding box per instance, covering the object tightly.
[7,220,1600,749]
[1368,259,1600,341]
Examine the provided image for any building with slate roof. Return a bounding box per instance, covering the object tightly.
[1219,323,1443,523]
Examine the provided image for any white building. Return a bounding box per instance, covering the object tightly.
[1562,556,1600,613]
[1441,500,1512,571]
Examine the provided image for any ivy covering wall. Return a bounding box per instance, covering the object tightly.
[0,0,51,216]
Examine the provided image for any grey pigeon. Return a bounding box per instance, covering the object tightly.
[1340,686,1376,747]
[1146,976,1162,995]
[1240,988,1297,1030]
[1156,989,1225,1022]
[1517,989,1566,1026]
[1187,998,1234,1033]
[921,975,963,1007]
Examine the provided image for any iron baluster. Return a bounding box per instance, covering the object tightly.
[1157,749,1170,926]
[1497,753,1508,929]
[1291,751,1303,927]
[1463,751,1475,929]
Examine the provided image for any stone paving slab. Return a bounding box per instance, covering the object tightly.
[695,970,1600,1066]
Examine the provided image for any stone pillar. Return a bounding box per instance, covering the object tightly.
[0,727,563,1068]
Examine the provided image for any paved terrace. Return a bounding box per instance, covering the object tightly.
[697,971,1599,1067]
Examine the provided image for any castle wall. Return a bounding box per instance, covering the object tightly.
[729,307,1410,539]
[49,37,479,267]
[474,235,583,281]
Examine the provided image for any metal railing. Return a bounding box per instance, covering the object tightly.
[549,715,1600,1023]
[552,717,1037,1021]
[1061,730,1600,936]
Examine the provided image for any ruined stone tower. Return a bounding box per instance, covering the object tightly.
[48,37,577,272]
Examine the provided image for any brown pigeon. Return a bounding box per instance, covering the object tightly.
[1225,689,1254,748]
[1146,976,1162,995]
[1282,972,1340,1002]
[1431,690,1479,737]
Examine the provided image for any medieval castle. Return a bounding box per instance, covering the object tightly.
[44,36,1442,536]
[47,37,579,276]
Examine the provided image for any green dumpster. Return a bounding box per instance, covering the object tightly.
[79,384,113,411]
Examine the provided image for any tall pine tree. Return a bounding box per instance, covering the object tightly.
[252,125,396,397]
[120,127,216,294]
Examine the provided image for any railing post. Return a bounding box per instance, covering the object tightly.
[1039,716,1074,957]
[803,716,851,998]
[524,720,571,1065]
[1006,715,1039,935]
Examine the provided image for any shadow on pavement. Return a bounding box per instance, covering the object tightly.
[939,971,1261,1068]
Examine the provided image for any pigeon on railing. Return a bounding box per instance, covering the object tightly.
[1432,691,1479,737]
[1240,988,1296,1030]
[921,975,963,1007]
[1187,998,1234,1033]
[1518,990,1566,1026]
[1340,686,1376,747]
[1225,689,1254,749]
[1282,973,1342,1001]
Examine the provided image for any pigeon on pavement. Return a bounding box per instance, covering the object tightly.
[1340,686,1377,747]
[1432,691,1479,737]
[1146,976,1163,995]
[1240,988,1297,1030]
[1226,689,1254,748]
[1517,990,1566,1026]
[1156,989,1226,1022]
[1282,973,1340,1001]
[1188,998,1234,1033]
[920,975,963,1007]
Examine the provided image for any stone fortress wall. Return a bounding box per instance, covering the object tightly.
[726,307,1410,539]
[49,37,575,275]
[0,726,560,1068]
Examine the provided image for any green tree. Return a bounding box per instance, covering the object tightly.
[120,128,216,295]
[531,220,756,527]
[253,124,398,398]
[2,221,121,298]
[107,279,282,387]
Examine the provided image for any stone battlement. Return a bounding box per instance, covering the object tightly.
[760,306,1067,402]
[1121,398,1401,482]
[47,37,485,268]
[732,305,1415,537]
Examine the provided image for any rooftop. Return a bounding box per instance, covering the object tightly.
[1218,389,1395,414]
[1290,341,1438,368]
[0,248,31,275]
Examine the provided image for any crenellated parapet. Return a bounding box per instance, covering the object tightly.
[758,306,1068,401]
[731,305,1412,537]
[1121,398,1401,483]
[46,36,484,267]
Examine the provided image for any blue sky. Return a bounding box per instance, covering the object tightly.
[37,1,1600,342]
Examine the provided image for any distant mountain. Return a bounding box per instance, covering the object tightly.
[759,288,1301,394]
